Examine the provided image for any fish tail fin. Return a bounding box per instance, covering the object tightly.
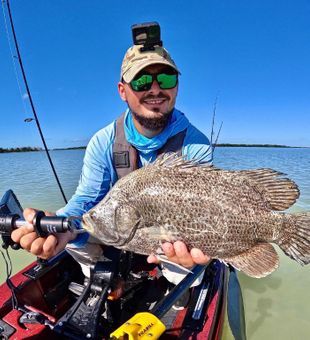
[278,212,310,265]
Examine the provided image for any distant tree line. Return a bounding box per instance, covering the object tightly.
[52,146,86,150]
[0,147,43,153]
[215,143,292,148]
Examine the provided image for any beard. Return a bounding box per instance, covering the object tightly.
[131,93,173,131]
[131,110,172,130]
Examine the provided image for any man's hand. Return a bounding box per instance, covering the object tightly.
[147,241,211,268]
[11,208,76,259]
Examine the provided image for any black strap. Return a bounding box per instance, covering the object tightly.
[112,113,138,180]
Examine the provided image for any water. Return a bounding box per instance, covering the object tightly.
[0,150,84,211]
[0,150,84,291]
[0,147,309,339]
[214,147,310,340]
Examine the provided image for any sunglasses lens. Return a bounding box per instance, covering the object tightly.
[130,71,178,91]
[130,75,153,91]
[157,73,178,89]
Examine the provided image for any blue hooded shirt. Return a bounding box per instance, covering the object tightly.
[58,108,212,247]
[124,109,189,156]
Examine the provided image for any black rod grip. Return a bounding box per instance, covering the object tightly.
[33,211,70,237]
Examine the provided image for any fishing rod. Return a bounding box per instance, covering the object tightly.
[2,0,67,204]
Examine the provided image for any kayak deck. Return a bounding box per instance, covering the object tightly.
[0,253,226,339]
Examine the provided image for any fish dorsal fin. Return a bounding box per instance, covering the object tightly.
[224,243,279,278]
[151,152,217,171]
[239,168,300,211]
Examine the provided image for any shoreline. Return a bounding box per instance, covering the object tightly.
[1,144,309,154]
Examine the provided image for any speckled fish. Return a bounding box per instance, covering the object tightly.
[82,154,310,278]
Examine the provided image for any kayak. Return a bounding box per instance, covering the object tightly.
[0,252,228,339]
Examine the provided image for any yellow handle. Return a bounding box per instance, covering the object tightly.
[110,312,166,340]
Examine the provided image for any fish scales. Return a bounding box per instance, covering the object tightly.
[82,154,310,278]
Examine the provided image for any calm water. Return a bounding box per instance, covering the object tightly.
[0,147,309,339]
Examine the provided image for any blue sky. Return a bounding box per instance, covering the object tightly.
[1,0,309,148]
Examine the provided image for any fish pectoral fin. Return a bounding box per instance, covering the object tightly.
[223,243,279,278]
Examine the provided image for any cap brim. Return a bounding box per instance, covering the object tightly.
[122,59,180,83]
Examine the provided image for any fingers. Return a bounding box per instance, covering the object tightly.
[173,241,195,268]
[25,235,57,258]
[12,207,63,259]
[11,226,33,243]
[190,248,211,265]
[19,234,58,259]
[147,242,177,264]
[19,232,38,250]
[160,241,190,266]
[147,241,211,268]
[29,237,45,255]
[23,208,38,223]
[147,254,159,264]
[161,242,176,257]
[42,235,58,258]
[12,208,38,250]
[146,242,178,264]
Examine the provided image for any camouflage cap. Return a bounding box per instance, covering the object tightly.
[121,45,180,83]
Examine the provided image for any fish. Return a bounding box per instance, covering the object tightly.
[82,154,310,278]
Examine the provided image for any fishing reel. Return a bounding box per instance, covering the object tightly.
[131,22,162,52]
[0,189,23,249]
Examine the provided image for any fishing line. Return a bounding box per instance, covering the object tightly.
[0,248,19,309]
[2,0,68,204]
[1,1,29,119]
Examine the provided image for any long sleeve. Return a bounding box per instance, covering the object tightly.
[183,123,213,164]
[57,122,117,247]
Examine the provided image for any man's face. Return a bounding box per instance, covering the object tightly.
[118,64,178,130]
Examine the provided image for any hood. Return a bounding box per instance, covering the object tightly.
[124,108,189,155]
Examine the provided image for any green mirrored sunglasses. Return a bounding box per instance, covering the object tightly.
[130,71,178,92]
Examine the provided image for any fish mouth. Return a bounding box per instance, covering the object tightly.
[81,213,95,234]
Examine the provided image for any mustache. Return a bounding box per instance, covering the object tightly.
[140,93,170,102]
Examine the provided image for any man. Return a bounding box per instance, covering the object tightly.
[11,27,211,276]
